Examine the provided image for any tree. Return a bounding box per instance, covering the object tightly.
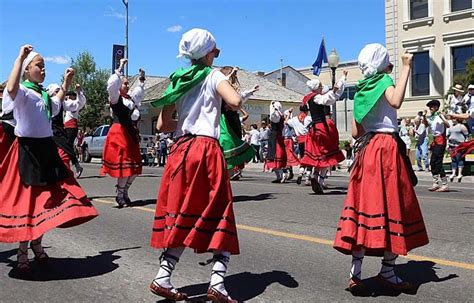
[64,51,111,130]
[452,58,474,92]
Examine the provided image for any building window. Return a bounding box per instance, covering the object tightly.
[411,51,430,96]
[410,0,428,20]
[451,0,472,12]
[452,44,474,78]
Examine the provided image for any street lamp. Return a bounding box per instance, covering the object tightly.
[328,48,340,125]
[122,0,129,77]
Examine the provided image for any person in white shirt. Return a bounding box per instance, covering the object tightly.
[413,113,429,171]
[0,45,98,274]
[63,85,87,162]
[249,123,261,162]
[99,58,145,208]
[266,101,290,182]
[334,44,428,294]
[258,120,271,161]
[148,28,241,302]
[447,118,468,182]
[426,99,451,192]
[446,84,464,115]
[451,84,474,134]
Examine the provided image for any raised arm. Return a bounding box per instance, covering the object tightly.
[218,80,242,111]
[157,104,177,133]
[108,58,127,104]
[63,84,87,111]
[384,52,412,109]
[314,72,347,106]
[56,68,74,102]
[6,45,33,100]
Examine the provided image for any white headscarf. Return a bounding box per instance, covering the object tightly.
[46,83,60,96]
[306,79,321,91]
[270,101,282,115]
[177,28,216,60]
[21,51,40,78]
[358,43,390,78]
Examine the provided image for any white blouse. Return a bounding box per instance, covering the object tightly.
[1,95,16,127]
[107,71,145,121]
[175,69,228,139]
[64,92,87,122]
[360,95,398,133]
[3,84,61,138]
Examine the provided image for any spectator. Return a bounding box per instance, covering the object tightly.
[249,124,261,163]
[447,84,464,115]
[399,117,412,156]
[462,84,474,134]
[76,129,85,162]
[413,112,429,171]
[343,141,353,171]
[447,118,468,182]
[259,121,270,161]
[159,132,168,166]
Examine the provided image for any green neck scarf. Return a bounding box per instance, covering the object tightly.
[22,80,52,121]
[428,111,440,122]
[353,73,394,123]
[151,64,212,108]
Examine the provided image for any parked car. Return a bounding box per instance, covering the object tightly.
[82,124,156,163]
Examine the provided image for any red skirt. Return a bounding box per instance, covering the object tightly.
[0,123,15,165]
[301,120,345,168]
[150,136,239,255]
[284,138,300,167]
[265,135,287,170]
[100,124,142,178]
[58,147,71,169]
[333,134,429,256]
[0,140,98,243]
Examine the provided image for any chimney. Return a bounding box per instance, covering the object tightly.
[281,72,287,87]
[256,71,265,77]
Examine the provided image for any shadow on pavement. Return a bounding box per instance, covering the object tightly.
[157,270,298,302]
[130,199,157,207]
[4,246,140,281]
[233,193,276,203]
[350,260,458,297]
[79,175,106,179]
[90,195,116,200]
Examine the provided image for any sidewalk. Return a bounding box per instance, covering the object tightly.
[242,161,474,184]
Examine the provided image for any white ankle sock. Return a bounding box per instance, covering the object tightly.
[154,247,185,291]
[210,251,230,297]
[380,251,403,284]
[350,248,365,279]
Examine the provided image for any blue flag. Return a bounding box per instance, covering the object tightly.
[312,38,328,76]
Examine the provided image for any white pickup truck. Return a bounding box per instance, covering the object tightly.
[82,124,155,163]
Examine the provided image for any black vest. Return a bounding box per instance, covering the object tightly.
[111,96,139,142]
[308,97,327,124]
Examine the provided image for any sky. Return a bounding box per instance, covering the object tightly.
[0,0,385,85]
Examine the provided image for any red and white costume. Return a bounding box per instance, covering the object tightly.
[0,84,98,243]
[150,69,239,255]
[100,71,144,178]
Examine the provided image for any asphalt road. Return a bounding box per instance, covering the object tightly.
[1,163,473,302]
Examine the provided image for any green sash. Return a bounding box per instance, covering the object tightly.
[151,64,212,108]
[353,73,394,123]
[22,80,52,121]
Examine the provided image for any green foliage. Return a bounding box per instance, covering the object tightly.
[451,58,474,92]
[63,51,111,130]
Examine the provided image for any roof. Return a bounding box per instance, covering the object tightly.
[296,60,359,72]
[141,68,305,104]
[129,74,169,92]
[264,65,311,80]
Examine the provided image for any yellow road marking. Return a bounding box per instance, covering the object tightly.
[93,198,474,271]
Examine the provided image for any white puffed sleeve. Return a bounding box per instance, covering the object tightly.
[313,76,346,106]
[130,81,145,108]
[107,71,122,105]
[50,96,62,117]
[63,91,87,112]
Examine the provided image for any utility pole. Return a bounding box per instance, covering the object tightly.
[122,0,129,77]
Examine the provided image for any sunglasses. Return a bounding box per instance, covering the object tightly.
[212,48,220,58]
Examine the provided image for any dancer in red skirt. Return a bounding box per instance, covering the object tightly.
[266,101,289,183]
[286,105,312,185]
[148,28,241,302]
[282,108,300,181]
[100,58,145,208]
[0,45,98,274]
[46,83,85,177]
[333,44,429,293]
[300,75,346,193]
[0,82,16,163]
